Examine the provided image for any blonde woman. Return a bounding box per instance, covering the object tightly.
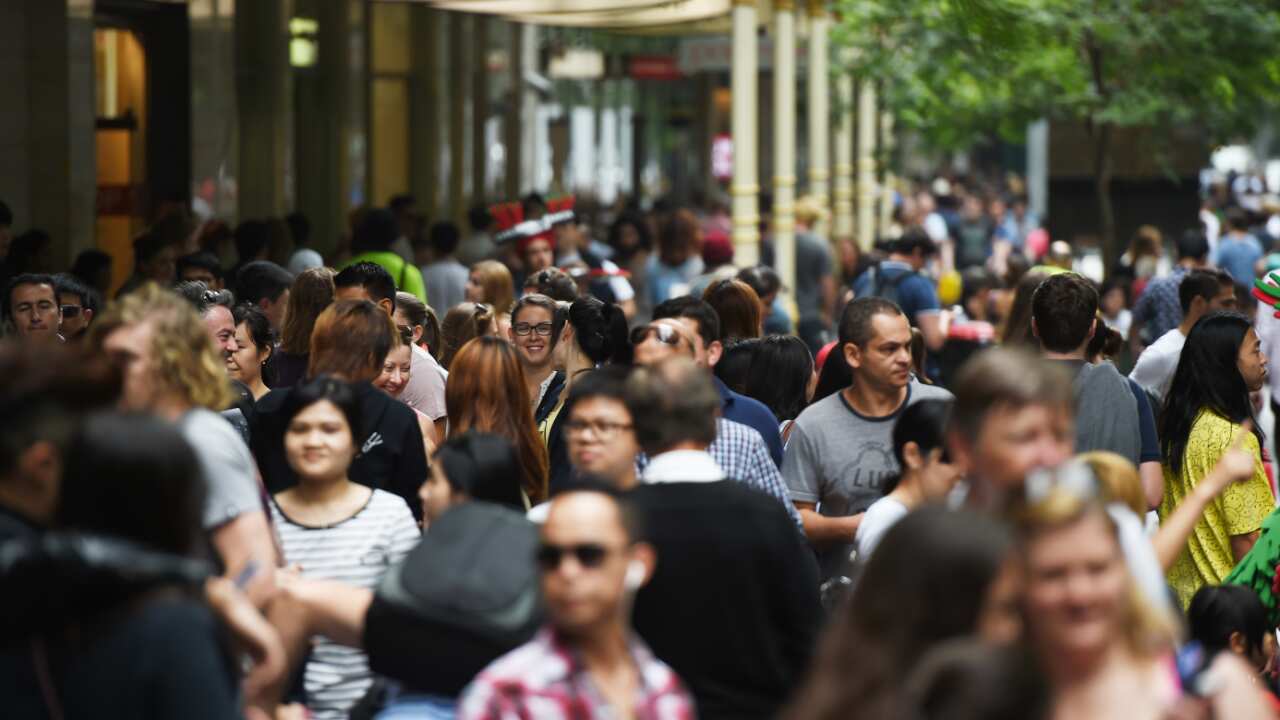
[1015,477,1270,720]
[465,260,515,335]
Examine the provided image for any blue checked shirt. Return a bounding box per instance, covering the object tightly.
[1133,266,1187,343]
[638,418,804,530]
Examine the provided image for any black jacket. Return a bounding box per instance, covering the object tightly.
[251,382,429,519]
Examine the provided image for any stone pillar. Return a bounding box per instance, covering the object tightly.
[856,79,877,251]
[447,12,468,224]
[772,0,797,289]
[730,0,760,266]
[504,21,522,199]
[236,0,291,218]
[471,15,489,204]
[832,62,855,243]
[806,0,829,238]
[411,5,444,218]
[879,110,895,235]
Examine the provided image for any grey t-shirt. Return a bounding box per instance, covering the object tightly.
[794,232,834,321]
[782,380,953,578]
[179,408,264,531]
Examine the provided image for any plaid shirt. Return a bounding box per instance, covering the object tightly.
[458,627,695,720]
[637,418,805,530]
[1133,265,1188,343]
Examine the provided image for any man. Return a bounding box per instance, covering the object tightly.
[1133,229,1209,345]
[509,294,566,417]
[91,284,276,604]
[0,343,119,542]
[564,367,641,490]
[1131,268,1237,404]
[115,231,177,298]
[1214,207,1263,284]
[853,227,946,352]
[651,296,784,466]
[233,260,294,332]
[177,250,225,290]
[793,195,838,351]
[338,208,428,303]
[419,221,469,312]
[174,281,238,362]
[4,274,61,342]
[459,487,693,720]
[782,298,953,579]
[631,317,802,526]
[52,273,99,340]
[946,347,1075,511]
[625,358,821,719]
[336,262,446,431]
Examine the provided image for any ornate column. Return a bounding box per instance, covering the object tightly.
[806,0,829,237]
[772,0,796,288]
[832,60,854,243]
[856,79,877,251]
[730,0,760,264]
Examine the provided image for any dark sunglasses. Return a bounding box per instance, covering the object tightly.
[630,323,682,347]
[535,542,611,572]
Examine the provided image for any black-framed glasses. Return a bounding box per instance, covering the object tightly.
[513,322,554,337]
[535,542,612,572]
[60,305,82,318]
[565,418,634,439]
[630,323,682,347]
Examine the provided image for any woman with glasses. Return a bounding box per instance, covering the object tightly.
[446,335,549,505]
[439,301,495,370]
[508,294,566,413]
[269,377,420,720]
[1159,312,1273,608]
[229,303,274,400]
[540,296,631,493]
[1015,481,1271,720]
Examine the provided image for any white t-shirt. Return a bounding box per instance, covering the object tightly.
[179,408,263,531]
[1129,328,1186,404]
[853,496,910,561]
[400,344,449,420]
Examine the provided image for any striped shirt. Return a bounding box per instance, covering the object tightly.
[270,488,420,719]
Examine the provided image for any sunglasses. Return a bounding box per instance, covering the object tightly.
[630,323,684,347]
[535,542,613,572]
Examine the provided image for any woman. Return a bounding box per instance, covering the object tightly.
[1159,312,1273,607]
[743,336,815,442]
[269,377,420,720]
[393,290,443,360]
[439,301,496,370]
[540,296,631,492]
[229,303,274,400]
[374,327,440,452]
[855,400,959,559]
[0,412,242,718]
[446,336,549,505]
[1000,270,1047,347]
[1016,485,1271,719]
[785,507,1022,720]
[465,260,514,334]
[1187,585,1275,677]
[420,432,528,524]
[267,266,335,388]
[713,338,759,395]
[646,209,704,308]
[703,277,763,341]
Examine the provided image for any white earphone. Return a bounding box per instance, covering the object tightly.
[624,560,645,591]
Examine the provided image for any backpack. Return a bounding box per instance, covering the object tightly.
[375,501,542,647]
[867,263,916,308]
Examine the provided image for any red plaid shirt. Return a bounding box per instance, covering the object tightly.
[458,627,696,720]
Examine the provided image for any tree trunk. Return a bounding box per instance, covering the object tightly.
[1094,122,1117,279]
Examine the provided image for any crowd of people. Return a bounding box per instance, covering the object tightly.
[5,175,1280,720]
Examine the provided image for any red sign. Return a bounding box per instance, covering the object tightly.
[628,55,682,81]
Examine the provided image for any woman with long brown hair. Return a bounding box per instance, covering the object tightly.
[703,278,763,341]
[465,260,515,335]
[439,301,496,370]
[445,335,548,504]
[267,266,335,388]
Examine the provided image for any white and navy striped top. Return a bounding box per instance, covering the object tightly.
[270,488,420,720]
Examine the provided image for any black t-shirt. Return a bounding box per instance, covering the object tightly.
[0,595,240,719]
[251,382,429,520]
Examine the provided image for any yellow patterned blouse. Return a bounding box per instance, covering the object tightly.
[1159,410,1274,608]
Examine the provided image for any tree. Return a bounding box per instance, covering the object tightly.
[833,0,1280,273]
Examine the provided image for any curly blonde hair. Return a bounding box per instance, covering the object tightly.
[91,283,234,411]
